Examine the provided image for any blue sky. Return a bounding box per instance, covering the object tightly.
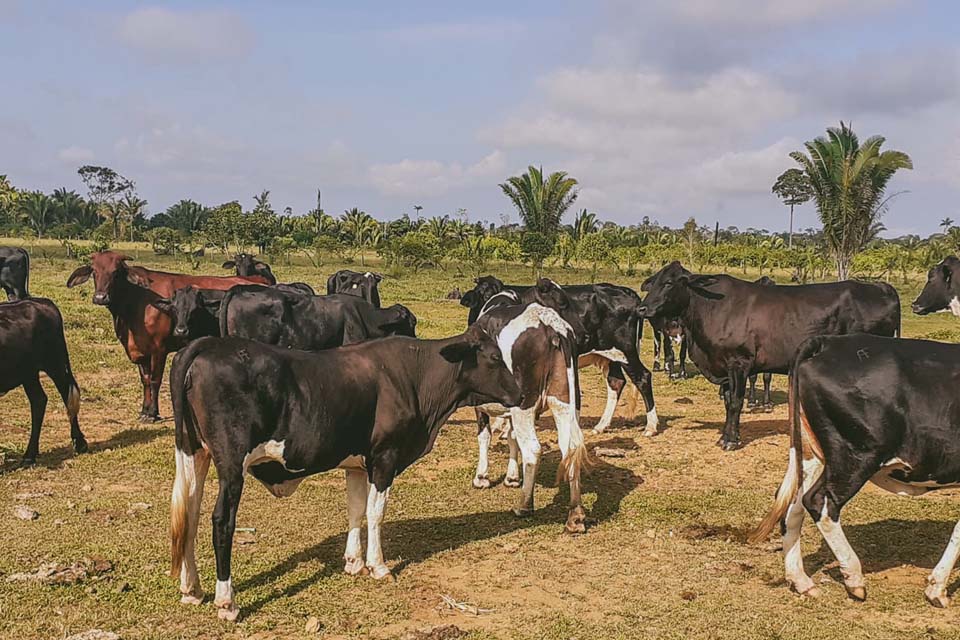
[1,1,957,235]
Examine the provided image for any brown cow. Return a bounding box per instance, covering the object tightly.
[66,251,268,421]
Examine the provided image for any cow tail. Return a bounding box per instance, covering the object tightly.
[23,249,30,298]
[218,286,238,338]
[748,338,822,544]
[169,341,207,579]
[620,309,644,416]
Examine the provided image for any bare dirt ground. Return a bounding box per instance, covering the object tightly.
[3,245,960,640]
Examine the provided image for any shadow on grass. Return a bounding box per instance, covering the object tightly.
[0,426,166,473]
[685,419,788,447]
[237,442,642,616]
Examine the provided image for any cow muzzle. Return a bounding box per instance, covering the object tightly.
[92,293,110,305]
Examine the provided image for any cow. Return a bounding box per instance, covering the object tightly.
[327,269,382,307]
[0,298,86,464]
[650,317,687,379]
[219,285,416,350]
[222,253,276,285]
[750,334,960,607]
[468,295,588,533]
[66,252,270,421]
[640,261,900,450]
[151,287,226,341]
[168,326,523,621]
[0,246,30,300]
[461,275,658,436]
[912,256,960,317]
[748,276,777,411]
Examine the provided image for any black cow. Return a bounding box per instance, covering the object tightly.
[913,256,960,317]
[222,253,276,285]
[327,270,382,307]
[469,295,587,533]
[751,334,960,607]
[641,261,900,450]
[461,275,657,436]
[168,327,522,621]
[0,246,30,300]
[152,287,226,341]
[0,298,86,464]
[220,285,416,350]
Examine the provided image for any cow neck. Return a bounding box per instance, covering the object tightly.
[415,338,472,433]
[107,270,154,315]
[677,287,715,361]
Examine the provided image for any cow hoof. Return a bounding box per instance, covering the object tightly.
[565,507,586,534]
[845,585,867,601]
[925,585,950,608]
[138,413,158,424]
[344,557,367,576]
[19,457,36,468]
[591,427,607,435]
[653,362,662,372]
[799,586,821,599]
[368,564,392,580]
[503,476,521,488]
[764,403,775,413]
[73,438,89,455]
[718,439,742,452]
[513,506,533,518]
[472,475,491,489]
[217,604,240,622]
[180,593,203,606]
[642,427,658,437]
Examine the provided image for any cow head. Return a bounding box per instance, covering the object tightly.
[640,261,717,318]
[913,257,960,316]
[328,270,382,307]
[460,275,506,325]
[66,251,139,306]
[223,253,276,285]
[152,287,222,339]
[378,304,418,337]
[440,325,523,408]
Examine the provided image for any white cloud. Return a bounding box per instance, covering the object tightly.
[661,0,904,29]
[57,145,95,164]
[376,21,525,43]
[695,139,799,195]
[116,7,254,62]
[369,150,507,197]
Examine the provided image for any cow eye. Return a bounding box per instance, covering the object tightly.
[491,352,502,363]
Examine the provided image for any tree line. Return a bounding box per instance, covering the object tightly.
[0,122,937,282]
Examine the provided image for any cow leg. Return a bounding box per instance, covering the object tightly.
[177,448,211,604]
[504,421,521,487]
[677,334,688,379]
[623,357,657,437]
[548,395,586,534]
[663,333,676,378]
[473,412,492,489]
[719,368,746,451]
[344,468,369,575]
[145,353,167,422]
[652,329,662,371]
[782,455,824,596]
[365,457,396,580]
[21,374,47,466]
[137,362,152,420]
[593,360,623,434]
[763,373,774,412]
[212,466,244,622]
[748,375,758,407]
[48,368,87,454]
[510,406,540,516]
[926,519,960,607]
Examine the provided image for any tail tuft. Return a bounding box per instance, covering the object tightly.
[556,442,593,485]
[67,383,81,419]
[748,448,798,544]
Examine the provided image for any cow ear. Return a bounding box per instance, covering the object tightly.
[221,260,236,269]
[440,340,479,363]
[942,263,952,283]
[66,265,92,288]
[460,290,477,307]
[150,297,174,315]
[126,269,150,288]
[373,272,383,282]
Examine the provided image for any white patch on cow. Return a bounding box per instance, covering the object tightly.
[364,272,373,278]
[343,469,368,575]
[593,379,620,433]
[782,455,823,595]
[872,457,960,494]
[474,425,492,488]
[215,577,239,620]
[927,520,960,606]
[950,296,960,318]
[815,504,865,591]
[352,283,359,289]
[581,348,628,364]
[643,407,659,436]
[478,290,519,319]
[496,303,572,373]
[243,439,306,497]
[365,485,392,579]
[670,335,683,347]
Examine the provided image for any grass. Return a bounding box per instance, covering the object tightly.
[2,239,960,639]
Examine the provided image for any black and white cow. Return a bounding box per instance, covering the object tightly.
[0,298,86,464]
[641,261,900,450]
[220,285,416,350]
[913,256,960,317]
[327,270,382,308]
[168,327,522,621]
[751,334,960,607]
[0,246,30,300]
[461,275,657,436]
[469,292,588,533]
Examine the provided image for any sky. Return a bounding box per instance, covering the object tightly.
[1,1,958,236]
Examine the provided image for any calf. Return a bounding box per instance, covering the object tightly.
[0,246,30,300]
[461,275,657,436]
[220,285,416,350]
[168,327,522,621]
[750,334,960,607]
[327,269,382,307]
[913,256,960,316]
[650,317,687,379]
[0,298,86,464]
[66,252,269,420]
[470,298,588,533]
[152,287,226,341]
[641,261,900,450]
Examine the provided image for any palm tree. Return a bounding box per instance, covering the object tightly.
[940,218,954,233]
[340,208,376,266]
[413,204,423,219]
[790,122,912,280]
[164,199,208,233]
[19,191,57,238]
[50,188,86,227]
[571,209,598,242]
[499,165,579,238]
[115,194,148,241]
[425,215,451,242]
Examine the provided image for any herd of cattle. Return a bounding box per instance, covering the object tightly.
[5,247,960,621]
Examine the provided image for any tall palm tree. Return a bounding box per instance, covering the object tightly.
[790,122,912,280]
[571,209,598,242]
[940,218,954,233]
[340,208,376,266]
[115,194,148,241]
[425,215,452,242]
[19,191,56,238]
[164,199,208,233]
[499,165,578,238]
[50,188,86,226]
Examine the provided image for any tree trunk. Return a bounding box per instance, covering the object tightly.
[788,204,794,250]
[836,256,850,281]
